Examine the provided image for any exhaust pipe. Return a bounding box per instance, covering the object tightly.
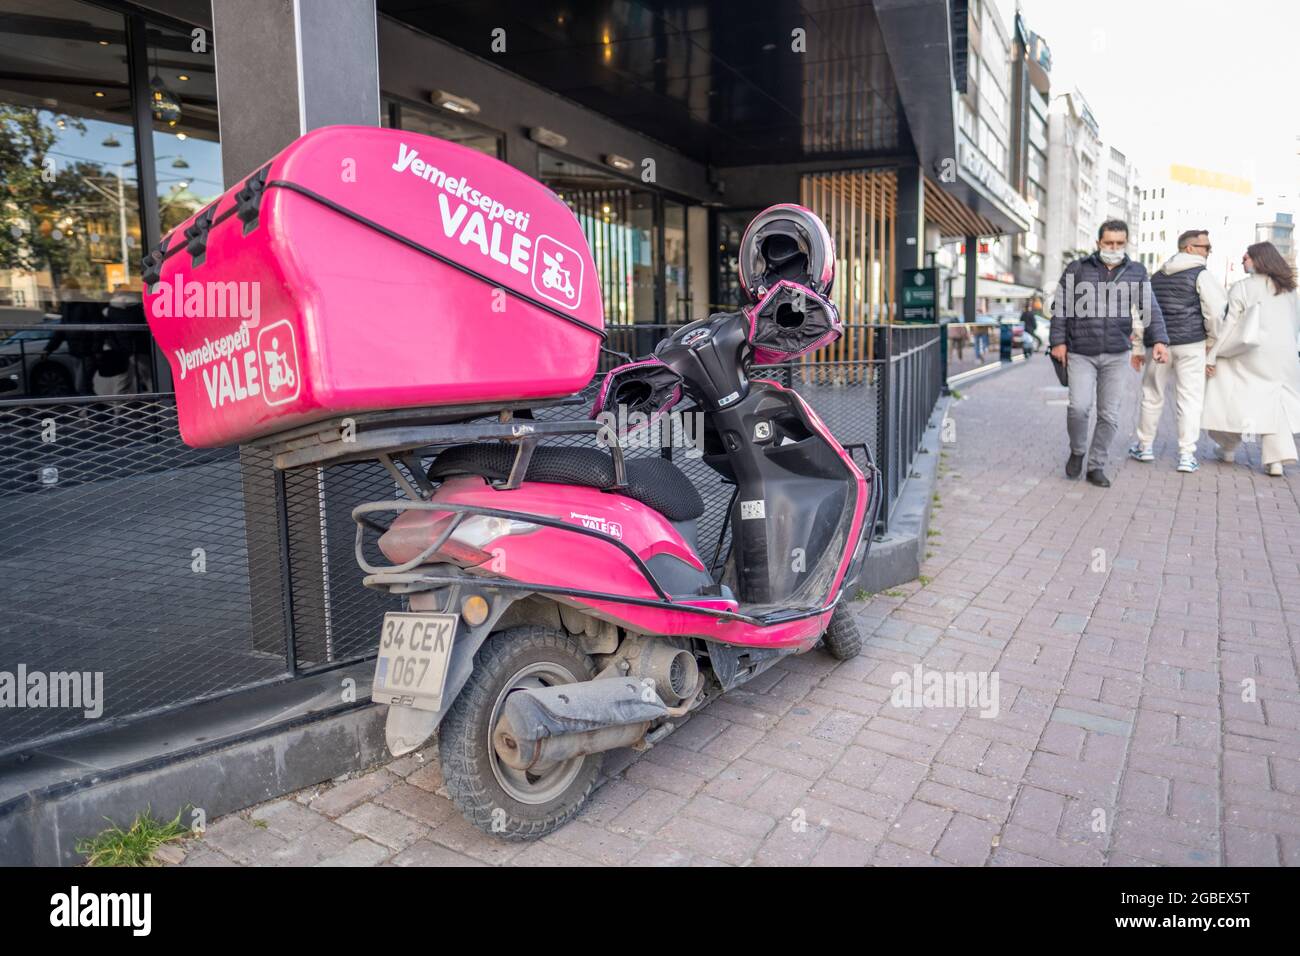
[629,645,699,705]
[493,678,669,772]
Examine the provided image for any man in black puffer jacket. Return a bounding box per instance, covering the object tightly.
[1049,220,1169,486]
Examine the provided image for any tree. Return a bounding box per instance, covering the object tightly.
[0,106,141,306]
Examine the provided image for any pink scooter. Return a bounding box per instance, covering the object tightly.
[141,128,878,840]
[354,205,881,839]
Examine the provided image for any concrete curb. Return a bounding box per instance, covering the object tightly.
[856,395,951,594]
[0,665,386,866]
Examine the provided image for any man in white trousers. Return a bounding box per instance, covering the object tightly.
[1129,229,1226,473]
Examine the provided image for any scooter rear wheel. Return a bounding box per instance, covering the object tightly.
[822,604,862,660]
[438,625,601,840]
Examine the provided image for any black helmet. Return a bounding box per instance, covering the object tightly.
[738,204,835,302]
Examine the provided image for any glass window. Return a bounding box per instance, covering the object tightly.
[146,22,222,235]
[714,209,751,312]
[382,96,502,158]
[539,152,659,334]
[0,1,139,312]
[0,0,150,397]
[663,200,689,325]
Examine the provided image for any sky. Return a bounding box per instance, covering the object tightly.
[1006,0,1300,203]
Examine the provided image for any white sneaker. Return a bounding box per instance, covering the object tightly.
[1267,462,1284,477]
[1128,442,1154,462]
[1177,453,1199,473]
[1214,445,1235,462]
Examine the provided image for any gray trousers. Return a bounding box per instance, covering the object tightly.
[1067,351,1129,471]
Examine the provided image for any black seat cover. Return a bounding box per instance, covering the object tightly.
[427,444,705,522]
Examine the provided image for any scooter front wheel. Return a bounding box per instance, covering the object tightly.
[438,625,601,840]
[822,604,862,660]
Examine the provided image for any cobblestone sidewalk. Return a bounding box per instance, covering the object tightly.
[177,356,1300,866]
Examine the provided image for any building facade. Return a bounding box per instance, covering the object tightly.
[1098,145,1141,256]
[939,0,1035,319]
[1007,8,1051,296]
[1043,89,1101,290]
[1255,210,1295,269]
[1138,164,1256,284]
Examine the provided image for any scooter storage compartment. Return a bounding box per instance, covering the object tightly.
[143,125,604,448]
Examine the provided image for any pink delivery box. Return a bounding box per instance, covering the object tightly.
[143,125,604,447]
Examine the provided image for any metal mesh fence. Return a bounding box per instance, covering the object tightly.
[0,396,288,756]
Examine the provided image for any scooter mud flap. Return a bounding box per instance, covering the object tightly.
[383,612,498,756]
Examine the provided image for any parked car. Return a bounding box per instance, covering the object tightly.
[0,326,77,398]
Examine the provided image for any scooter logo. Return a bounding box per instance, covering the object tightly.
[570,511,621,538]
[531,234,583,310]
[257,320,300,407]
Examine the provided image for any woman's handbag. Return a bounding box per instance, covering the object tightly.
[1215,302,1261,359]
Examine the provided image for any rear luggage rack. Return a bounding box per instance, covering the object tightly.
[255,401,593,470]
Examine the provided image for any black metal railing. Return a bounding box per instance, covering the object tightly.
[0,319,941,758]
[878,324,943,511]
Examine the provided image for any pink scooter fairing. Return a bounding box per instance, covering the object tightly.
[376,371,870,652]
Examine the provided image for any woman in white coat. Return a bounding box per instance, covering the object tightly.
[1204,241,1300,476]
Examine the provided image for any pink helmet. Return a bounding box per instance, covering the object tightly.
[737,204,835,302]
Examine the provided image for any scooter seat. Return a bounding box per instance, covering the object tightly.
[427,444,706,522]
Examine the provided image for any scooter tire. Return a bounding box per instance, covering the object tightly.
[822,605,862,660]
[438,625,601,841]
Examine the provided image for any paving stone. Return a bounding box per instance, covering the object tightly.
[391,839,486,867]
[265,820,360,866]
[336,802,430,850]
[889,800,953,852]
[308,769,398,817]
[314,838,392,867]
[372,780,458,828]
[655,816,763,866]
[626,841,694,867]
[540,821,641,866]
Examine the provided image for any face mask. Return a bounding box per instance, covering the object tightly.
[1099,248,1125,266]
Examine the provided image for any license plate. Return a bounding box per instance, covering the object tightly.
[371,612,457,711]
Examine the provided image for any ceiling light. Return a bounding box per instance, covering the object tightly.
[528,127,568,149]
[604,153,634,172]
[176,132,187,141]
[94,91,105,98]
[431,90,480,115]
[150,77,182,125]
[177,74,190,81]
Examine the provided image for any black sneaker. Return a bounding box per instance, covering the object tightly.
[1066,453,1084,478]
[1086,469,1110,488]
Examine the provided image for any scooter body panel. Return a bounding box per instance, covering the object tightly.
[379,376,872,651]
